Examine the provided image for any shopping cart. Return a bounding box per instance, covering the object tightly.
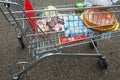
[0,0,120,80]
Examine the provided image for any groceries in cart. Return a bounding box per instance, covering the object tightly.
[42,5,57,17]
[82,8,119,32]
[63,15,94,37]
[36,5,94,43]
[37,20,50,37]
[59,35,86,44]
[75,2,86,14]
[37,5,64,32]
[59,15,94,44]
[47,16,64,32]
[37,17,64,32]
[84,0,119,6]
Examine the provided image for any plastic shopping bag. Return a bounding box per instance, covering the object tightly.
[84,0,119,6]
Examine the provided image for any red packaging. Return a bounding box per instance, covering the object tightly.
[59,36,86,44]
[37,20,50,37]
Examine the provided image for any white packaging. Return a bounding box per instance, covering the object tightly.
[84,0,119,6]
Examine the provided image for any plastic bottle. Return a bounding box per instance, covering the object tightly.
[84,0,92,7]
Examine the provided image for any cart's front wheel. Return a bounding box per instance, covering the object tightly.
[17,36,25,49]
[98,57,108,69]
[12,75,20,80]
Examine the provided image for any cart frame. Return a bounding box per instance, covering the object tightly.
[0,0,120,80]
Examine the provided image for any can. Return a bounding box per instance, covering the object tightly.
[75,2,85,14]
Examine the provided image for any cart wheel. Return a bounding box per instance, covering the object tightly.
[98,57,108,69]
[4,3,10,8]
[89,40,97,49]
[17,36,25,49]
[13,75,20,80]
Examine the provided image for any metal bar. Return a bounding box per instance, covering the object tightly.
[34,4,74,9]
[14,52,102,77]
[0,8,11,24]
[0,1,18,5]
[6,7,24,32]
[6,6,34,51]
[25,30,120,51]
[18,5,37,51]
[15,5,32,32]
[18,4,59,51]
[91,39,100,54]
[4,5,120,14]
[9,62,30,76]
[51,53,103,57]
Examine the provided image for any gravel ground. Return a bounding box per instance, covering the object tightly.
[0,0,120,80]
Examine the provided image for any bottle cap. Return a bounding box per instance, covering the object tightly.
[75,2,85,8]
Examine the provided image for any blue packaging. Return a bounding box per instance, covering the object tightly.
[64,15,94,37]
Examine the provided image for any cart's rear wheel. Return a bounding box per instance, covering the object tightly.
[98,57,108,69]
[89,40,97,49]
[17,36,25,49]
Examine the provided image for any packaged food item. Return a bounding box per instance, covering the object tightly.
[37,20,50,37]
[42,5,57,17]
[83,8,116,26]
[47,17,64,32]
[65,27,87,37]
[59,35,86,44]
[64,15,94,37]
[64,15,80,30]
[83,8,119,32]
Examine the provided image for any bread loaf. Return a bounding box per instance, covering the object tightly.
[83,8,117,32]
